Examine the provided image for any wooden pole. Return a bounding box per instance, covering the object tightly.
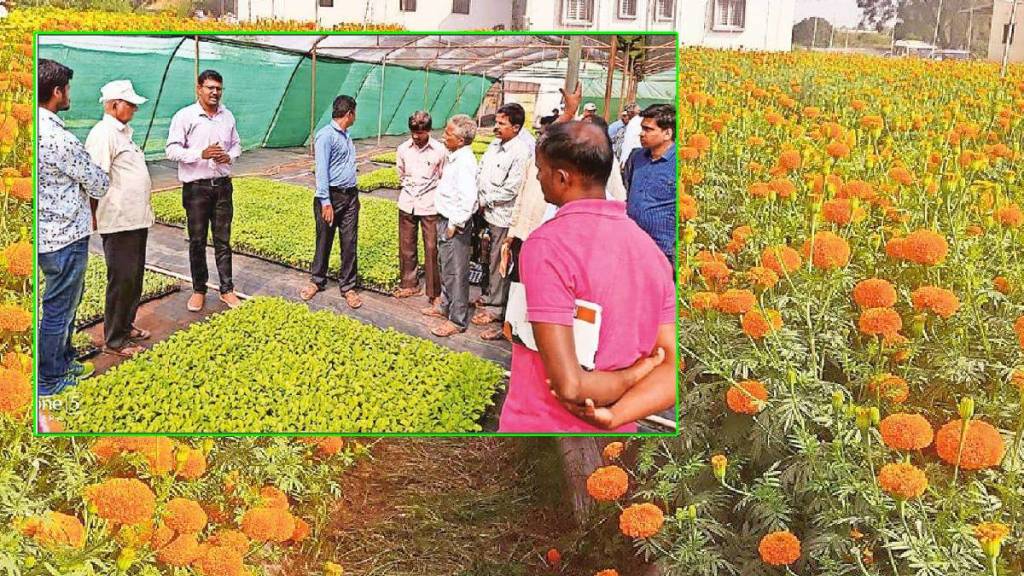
[619,50,630,108]
[194,36,200,82]
[603,35,617,121]
[564,36,583,99]
[377,57,387,146]
[310,46,317,156]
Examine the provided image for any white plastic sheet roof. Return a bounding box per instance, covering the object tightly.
[209,34,677,78]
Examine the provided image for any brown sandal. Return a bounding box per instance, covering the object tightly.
[431,321,463,338]
[421,305,445,318]
[480,327,506,341]
[393,287,423,299]
[300,283,321,301]
[102,343,146,358]
[344,290,363,309]
[471,311,501,325]
[129,326,151,340]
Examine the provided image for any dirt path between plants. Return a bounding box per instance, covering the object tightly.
[301,438,576,576]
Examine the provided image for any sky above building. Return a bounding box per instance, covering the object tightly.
[794,0,865,27]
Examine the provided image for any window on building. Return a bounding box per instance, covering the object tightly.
[318,0,333,6]
[656,0,675,21]
[562,0,594,24]
[713,0,745,31]
[618,0,637,19]
[400,0,417,12]
[453,0,471,14]
[1004,23,1016,45]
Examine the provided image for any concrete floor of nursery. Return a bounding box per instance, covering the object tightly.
[83,131,675,433]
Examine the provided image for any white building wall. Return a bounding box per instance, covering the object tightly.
[236,0,511,30]
[681,0,796,51]
[520,0,680,35]
[988,1,1024,63]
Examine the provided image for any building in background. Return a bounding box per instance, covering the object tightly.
[234,0,512,30]
[511,0,680,35]
[988,1,1024,62]
[681,0,796,51]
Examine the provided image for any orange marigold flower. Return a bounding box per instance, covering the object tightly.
[778,149,802,172]
[163,498,207,534]
[877,462,928,500]
[997,203,1023,228]
[594,571,620,576]
[748,182,771,198]
[0,368,31,417]
[156,533,200,567]
[175,445,208,480]
[802,231,851,269]
[880,413,934,450]
[742,309,783,339]
[822,198,853,225]
[861,115,884,130]
[747,266,779,290]
[20,511,86,549]
[259,486,290,510]
[695,250,727,264]
[758,530,801,566]
[546,548,562,567]
[0,304,31,332]
[769,179,796,199]
[618,503,664,539]
[726,380,768,414]
[974,522,1010,556]
[680,193,698,220]
[911,286,960,318]
[290,517,311,543]
[586,465,629,502]
[761,245,802,275]
[869,373,910,403]
[193,545,246,576]
[858,308,902,337]
[826,140,850,159]
[935,419,1005,470]
[717,289,756,314]
[1016,316,1024,347]
[732,225,754,243]
[840,180,876,201]
[151,523,175,550]
[3,241,32,277]
[688,133,711,152]
[240,507,296,543]
[207,529,250,556]
[699,261,731,288]
[691,291,719,311]
[853,278,897,309]
[888,166,915,186]
[602,441,624,461]
[1011,369,1024,394]
[84,478,156,525]
[9,178,32,202]
[900,229,948,266]
[994,276,1012,295]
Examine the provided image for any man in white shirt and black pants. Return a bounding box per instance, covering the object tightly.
[85,80,154,357]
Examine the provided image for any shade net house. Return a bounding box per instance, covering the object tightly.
[38,33,678,158]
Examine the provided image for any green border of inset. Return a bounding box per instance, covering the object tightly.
[32,29,680,439]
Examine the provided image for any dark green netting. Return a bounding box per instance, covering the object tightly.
[40,36,502,155]
[37,37,181,153]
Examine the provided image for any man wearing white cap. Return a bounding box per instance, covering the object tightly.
[85,79,154,357]
[581,102,598,120]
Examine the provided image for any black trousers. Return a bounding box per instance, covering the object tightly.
[183,179,233,294]
[437,216,473,330]
[101,228,148,349]
[311,186,360,293]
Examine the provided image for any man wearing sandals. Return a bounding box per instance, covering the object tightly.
[393,111,444,305]
[422,115,479,337]
[166,69,243,312]
[85,80,154,357]
[37,59,109,396]
[471,103,530,340]
[300,95,363,309]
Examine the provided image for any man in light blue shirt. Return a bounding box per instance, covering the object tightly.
[608,109,629,140]
[300,95,362,308]
[37,59,109,396]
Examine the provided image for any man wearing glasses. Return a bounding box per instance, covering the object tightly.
[166,69,243,312]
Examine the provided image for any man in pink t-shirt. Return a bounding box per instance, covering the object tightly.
[498,121,677,433]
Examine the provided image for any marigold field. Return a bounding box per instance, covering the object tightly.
[580,49,1024,576]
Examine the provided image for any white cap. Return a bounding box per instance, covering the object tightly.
[99,80,147,105]
[583,102,598,111]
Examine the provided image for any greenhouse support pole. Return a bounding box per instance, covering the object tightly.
[565,36,583,96]
[194,36,200,82]
[310,45,317,156]
[476,71,485,127]
[378,57,387,146]
[619,51,630,107]
[603,35,618,121]
[1003,1,1019,78]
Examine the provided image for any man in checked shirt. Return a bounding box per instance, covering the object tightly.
[471,103,531,341]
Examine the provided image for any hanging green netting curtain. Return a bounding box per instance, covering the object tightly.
[38,36,496,158]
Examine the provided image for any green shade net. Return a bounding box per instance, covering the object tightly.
[37,36,496,154]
